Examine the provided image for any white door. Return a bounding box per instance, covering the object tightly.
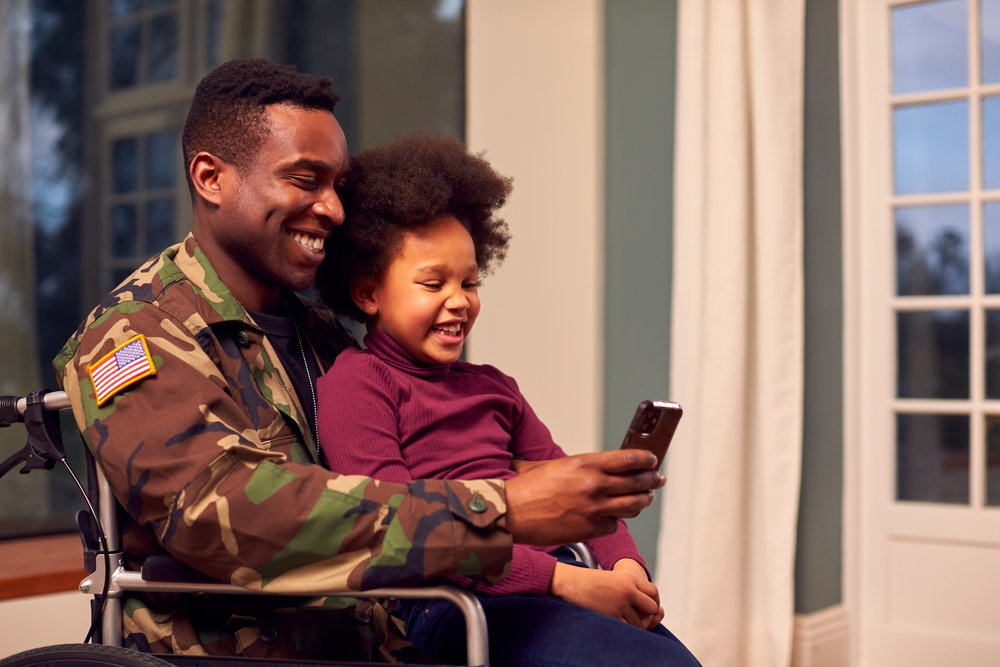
[846,0,1000,664]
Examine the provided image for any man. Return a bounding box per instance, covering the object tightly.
[55,59,663,661]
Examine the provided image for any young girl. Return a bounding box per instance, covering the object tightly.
[315,133,699,667]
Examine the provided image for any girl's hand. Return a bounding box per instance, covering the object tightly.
[548,561,660,627]
[612,558,665,630]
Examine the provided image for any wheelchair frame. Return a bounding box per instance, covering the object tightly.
[1,390,493,666]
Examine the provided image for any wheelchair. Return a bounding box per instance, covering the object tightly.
[0,389,596,667]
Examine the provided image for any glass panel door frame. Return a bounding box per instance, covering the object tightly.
[843,1,1000,664]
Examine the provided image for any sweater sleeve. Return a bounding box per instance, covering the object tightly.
[490,367,650,577]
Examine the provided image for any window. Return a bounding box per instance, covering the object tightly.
[0,0,466,542]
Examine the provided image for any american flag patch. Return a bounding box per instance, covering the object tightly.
[88,334,156,406]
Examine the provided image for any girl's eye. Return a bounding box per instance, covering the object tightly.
[422,282,443,290]
[463,282,479,290]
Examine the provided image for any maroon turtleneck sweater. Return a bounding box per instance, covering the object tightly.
[316,327,647,596]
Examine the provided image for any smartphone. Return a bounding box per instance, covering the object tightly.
[620,400,682,469]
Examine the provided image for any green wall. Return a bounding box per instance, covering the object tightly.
[602,0,678,572]
[796,0,844,614]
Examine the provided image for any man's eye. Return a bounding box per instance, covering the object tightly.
[291,176,318,189]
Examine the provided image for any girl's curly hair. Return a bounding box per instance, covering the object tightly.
[317,132,513,321]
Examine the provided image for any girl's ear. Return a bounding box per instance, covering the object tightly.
[351,280,378,316]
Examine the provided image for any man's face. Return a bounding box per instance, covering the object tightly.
[212,103,349,297]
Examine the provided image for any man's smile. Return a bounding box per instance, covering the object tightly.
[290,230,325,252]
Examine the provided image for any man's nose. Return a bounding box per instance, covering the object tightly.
[312,189,345,226]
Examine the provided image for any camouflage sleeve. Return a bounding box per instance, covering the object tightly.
[55,302,512,594]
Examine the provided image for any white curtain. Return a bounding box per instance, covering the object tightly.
[655,2,805,666]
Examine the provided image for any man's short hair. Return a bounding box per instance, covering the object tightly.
[181,59,340,196]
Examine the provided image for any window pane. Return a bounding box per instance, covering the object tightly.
[897,310,970,399]
[897,413,969,504]
[110,22,140,90]
[896,204,969,296]
[984,0,1000,84]
[111,204,137,258]
[205,0,224,69]
[112,137,138,193]
[988,415,1000,505]
[146,129,176,189]
[894,100,969,194]
[148,13,179,83]
[892,0,967,94]
[110,0,142,17]
[986,310,1000,397]
[985,95,1000,190]
[985,203,1000,292]
[145,198,175,254]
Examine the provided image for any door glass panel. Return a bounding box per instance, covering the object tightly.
[896,204,969,295]
[894,100,969,194]
[984,0,1000,84]
[985,310,1000,397]
[892,0,968,94]
[897,413,970,503]
[986,203,1000,292]
[988,415,1000,505]
[985,95,1000,190]
[897,310,970,399]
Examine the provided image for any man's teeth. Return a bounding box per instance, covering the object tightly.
[291,232,324,251]
[432,324,462,335]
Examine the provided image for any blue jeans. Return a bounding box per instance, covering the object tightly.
[400,548,702,667]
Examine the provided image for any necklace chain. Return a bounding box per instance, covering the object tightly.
[293,322,320,457]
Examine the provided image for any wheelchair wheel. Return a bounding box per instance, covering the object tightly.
[0,644,174,666]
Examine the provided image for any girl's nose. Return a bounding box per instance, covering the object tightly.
[446,291,469,311]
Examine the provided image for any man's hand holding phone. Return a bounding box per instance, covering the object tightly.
[504,449,665,546]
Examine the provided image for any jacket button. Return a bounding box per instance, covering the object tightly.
[259,626,278,644]
[236,330,251,348]
[353,611,371,625]
[468,491,488,513]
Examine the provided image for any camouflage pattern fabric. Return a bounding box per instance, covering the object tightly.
[54,234,511,660]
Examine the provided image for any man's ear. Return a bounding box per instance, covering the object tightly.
[189,152,229,206]
[351,280,378,316]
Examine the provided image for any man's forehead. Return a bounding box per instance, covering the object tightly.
[260,103,348,164]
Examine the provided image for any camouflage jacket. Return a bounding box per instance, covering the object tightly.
[54,235,512,660]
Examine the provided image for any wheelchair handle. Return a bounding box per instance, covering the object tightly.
[0,390,71,425]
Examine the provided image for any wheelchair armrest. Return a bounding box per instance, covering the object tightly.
[121,554,489,666]
[141,552,220,584]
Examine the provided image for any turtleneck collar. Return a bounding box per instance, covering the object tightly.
[363,327,453,379]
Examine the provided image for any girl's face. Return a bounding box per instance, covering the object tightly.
[356,215,481,365]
